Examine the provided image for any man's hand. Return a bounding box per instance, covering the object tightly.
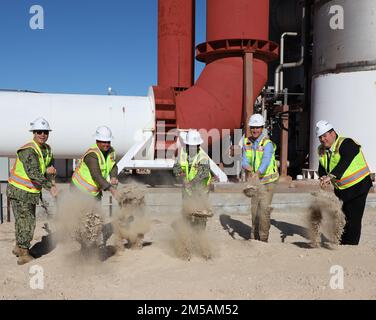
[50,185,58,198]
[319,175,332,188]
[252,171,261,179]
[177,170,186,177]
[46,166,57,175]
[246,170,260,182]
[110,177,119,186]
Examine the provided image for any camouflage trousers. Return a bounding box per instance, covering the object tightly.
[10,199,36,249]
[250,182,275,242]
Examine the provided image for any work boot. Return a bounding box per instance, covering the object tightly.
[12,245,21,257]
[17,248,34,265]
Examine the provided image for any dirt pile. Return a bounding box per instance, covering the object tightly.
[243,176,262,198]
[73,208,104,250]
[171,190,214,261]
[308,190,346,247]
[112,184,151,251]
[171,217,212,261]
[53,191,106,255]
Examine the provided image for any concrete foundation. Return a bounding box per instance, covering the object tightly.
[1,182,375,222]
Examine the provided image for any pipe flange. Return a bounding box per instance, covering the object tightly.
[196,39,279,64]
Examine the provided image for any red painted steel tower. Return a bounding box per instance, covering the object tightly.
[153,0,278,158]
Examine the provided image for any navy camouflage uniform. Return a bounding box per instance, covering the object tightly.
[6,147,53,249]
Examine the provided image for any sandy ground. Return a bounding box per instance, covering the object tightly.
[0,204,375,300]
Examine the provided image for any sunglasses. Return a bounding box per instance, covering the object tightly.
[97,140,111,144]
[34,130,49,135]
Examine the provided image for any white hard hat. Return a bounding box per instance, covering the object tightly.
[249,114,265,127]
[95,126,113,142]
[183,129,203,146]
[29,117,52,131]
[316,120,334,137]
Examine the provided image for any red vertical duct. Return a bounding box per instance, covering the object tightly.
[206,0,269,41]
[154,0,195,158]
[157,0,195,88]
[175,0,277,132]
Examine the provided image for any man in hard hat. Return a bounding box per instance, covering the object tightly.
[173,129,212,225]
[242,113,279,242]
[72,126,119,200]
[315,120,372,245]
[172,129,212,260]
[7,117,58,265]
[71,126,119,259]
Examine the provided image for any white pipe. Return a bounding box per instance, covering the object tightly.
[201,149,229,183]
[116,131,175,170]
[0,87,156,159]
[275,44,304,94]
[274,6,306,97]
[279,32,298,92]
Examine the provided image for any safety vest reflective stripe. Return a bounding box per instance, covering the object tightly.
[318,136,370,190]
[8,141,51,193]
[72,171,99,193]
[336,165,370,187]
[243,136,279,185]
[72,144,116,196]
[179,150,211,186]
[9,170,41,190]
[260,172,279,184]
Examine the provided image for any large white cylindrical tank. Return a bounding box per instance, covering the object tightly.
[0,88,155,159]
[310,0,376,173]
[310,71,376,172]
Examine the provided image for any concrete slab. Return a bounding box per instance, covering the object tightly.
[1,182,376,221]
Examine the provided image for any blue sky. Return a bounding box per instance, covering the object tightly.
[0,0,206,96]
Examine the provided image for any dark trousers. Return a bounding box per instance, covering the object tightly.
[340,192,368,245]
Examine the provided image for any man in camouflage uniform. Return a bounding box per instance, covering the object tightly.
[172,129,213,260]
[7,117,58,265]
[173,129,212,229]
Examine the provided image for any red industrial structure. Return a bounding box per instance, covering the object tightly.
[157,0,195,88]
[153,0,278,159]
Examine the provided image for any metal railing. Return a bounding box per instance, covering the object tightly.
[0,191,12,223]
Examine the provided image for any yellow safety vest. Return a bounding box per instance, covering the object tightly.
[72,144,116,196]
[243,136,279,184]
[179,149,211,195]
[8,140,52,193]
[318,136,370,190]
